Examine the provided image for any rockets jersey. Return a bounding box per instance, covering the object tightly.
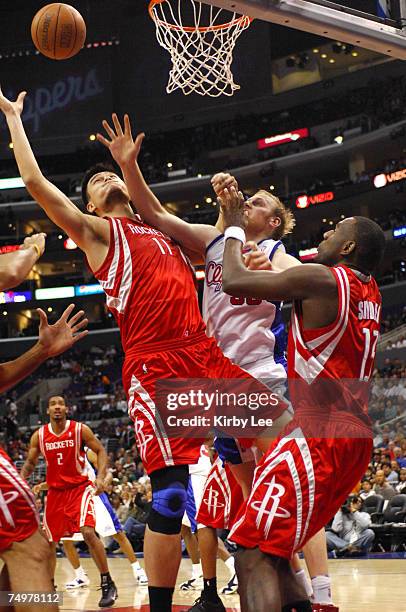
[92,216,205,354]
[38,420,89,490]
[288,265,381,422]
[203,235,287,377]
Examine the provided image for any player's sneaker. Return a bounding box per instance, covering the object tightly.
[179,576,204,591]
[220,573,238,595]
[65,575,90,590]
[98,580,118,608]
[187,596,226,611]
[135,567,148,585]
[312,605,339,611]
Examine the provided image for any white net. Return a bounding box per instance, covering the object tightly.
[149,0,252,97]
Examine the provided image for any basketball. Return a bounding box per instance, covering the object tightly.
[31,3,86,60]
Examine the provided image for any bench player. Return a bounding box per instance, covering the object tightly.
[21,395,117,608]
[220,187,384,611]
[0,90,290,612]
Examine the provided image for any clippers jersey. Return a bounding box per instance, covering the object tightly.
[38,420,89,489]
[288,265,381,423]
[92,216,205,353]
[203,235,287,376]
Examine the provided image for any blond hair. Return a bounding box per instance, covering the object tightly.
[256,190,296,240]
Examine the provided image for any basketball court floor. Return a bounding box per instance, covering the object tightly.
[54,556,405,611]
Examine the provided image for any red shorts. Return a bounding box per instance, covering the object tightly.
[43,481,95,542]
[123,333,287,475]
[229,425,373,559]
[196,457,245,530]
[0,450,39,553]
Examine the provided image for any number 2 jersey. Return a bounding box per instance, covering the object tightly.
[288,264,381,431]
[38,420,89,489]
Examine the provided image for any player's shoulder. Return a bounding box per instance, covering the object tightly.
[258,237,285,258]
[205,231,224,255]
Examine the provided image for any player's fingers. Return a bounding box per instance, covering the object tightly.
[60,303,76,322]
[17,91,27,104]
[71,318,88,334]
[72,330,89,344]
[245,241,259,251]
[102,119,116,140]
[36,308,47,326]
[96,133,111,148]
[112,113,123,136]
[67,309,85,326]
[124,114,133,140]
[135,132,145,151]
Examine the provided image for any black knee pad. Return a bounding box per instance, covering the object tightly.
[282,601,313,612]
[147,465,189,535]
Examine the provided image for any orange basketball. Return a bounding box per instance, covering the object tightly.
[31,3,86,60]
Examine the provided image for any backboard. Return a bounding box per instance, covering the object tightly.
[201,0,406,59]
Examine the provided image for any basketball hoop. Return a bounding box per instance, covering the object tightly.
[148,0,253,97]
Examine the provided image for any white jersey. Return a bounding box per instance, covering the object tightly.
[203,235,287,380]
[189,444,211,477]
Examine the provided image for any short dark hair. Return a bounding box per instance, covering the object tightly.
[81,163,120,207]
[47,394,66,406]
[353,216,386,273]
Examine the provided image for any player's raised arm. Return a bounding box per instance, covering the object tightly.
[20,430,41,480]
[0,304,88,394]
[82,425,108,494]
[0,233,46,290]
[0,88,109,253]
[220,186,335,301]
[97,113,219,256]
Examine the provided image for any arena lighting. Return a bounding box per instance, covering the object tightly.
[393,226,406,239]
[64,237,78,250]
[299,247,318,262]
[195,270,205,280]
[0,290,32,304]
[374,168,406,188]
[257,128,309,150]
[295,191,334,209]
[0,177,24,189]
[35,286,75,300]
[75,284,104,296]
[334,135,343,144]
[0,245,20,254]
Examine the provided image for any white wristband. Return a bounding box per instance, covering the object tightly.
[224,226,246,244]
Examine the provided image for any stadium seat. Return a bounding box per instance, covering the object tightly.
[371,494,406,551]
[362,494,385,520]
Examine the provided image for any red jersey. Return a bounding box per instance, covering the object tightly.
[288,265,381,426]
[38,420,89,490]
[92,216,205,354]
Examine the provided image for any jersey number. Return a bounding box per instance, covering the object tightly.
[56,452,63,466]
[152,237,173,255]
[359,328,379,380]
[230,297,262,306]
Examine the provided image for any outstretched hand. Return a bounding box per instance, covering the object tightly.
[218,186,247,231]
[0,86,26,116]
[37,303,88,358]
[97,113,145,167]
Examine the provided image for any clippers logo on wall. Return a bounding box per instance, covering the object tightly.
[0,48,113,155]
[257,128,309,150]
[373,168,406,189]
[295,191,334,209]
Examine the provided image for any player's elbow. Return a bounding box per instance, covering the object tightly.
[222,275,240,296]
[0,269,22,291]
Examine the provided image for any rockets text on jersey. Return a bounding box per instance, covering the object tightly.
[38,420,89,489]
[203,235,287,376]
[92,216,205,354]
